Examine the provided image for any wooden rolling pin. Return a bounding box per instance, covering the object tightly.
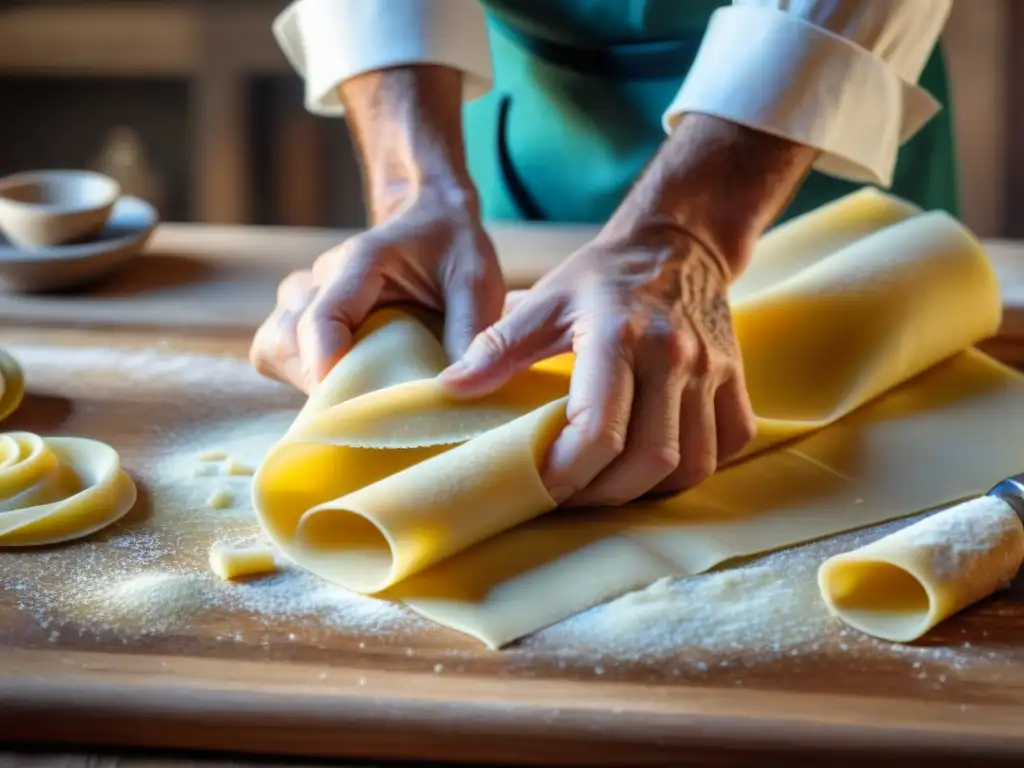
[818,475,1024,642]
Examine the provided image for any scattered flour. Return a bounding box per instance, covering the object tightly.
[100,572,211,632]
[1,343,423,647]
[2,343,1018,681]
[879,496,1024,579]
[526,513,1019,673]
[85,566,423,636]
[531,553,830,661]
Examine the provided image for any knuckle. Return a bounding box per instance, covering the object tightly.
[471,323,512,359]
[722,408,758,459]
[644,442,681,476]
[248,338,270,373]
[674,453,717,490]
[586,423,627,462]
[603,315,639,349]
[314,235,377,279]
[277,270,312,304]
[736,409,757,443]
[311,248,341,279]
[658,329,698,373]
[249,321,283,379]
[296,304,325,341]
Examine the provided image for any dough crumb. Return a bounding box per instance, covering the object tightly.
[224,457,255,476]
[433,663,444,674]
[205,487,234,510]
[209,542,278,581]
[197,449,228,462]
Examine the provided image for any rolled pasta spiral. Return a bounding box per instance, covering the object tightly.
[0,348,136,546]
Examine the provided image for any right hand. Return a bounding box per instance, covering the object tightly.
[250,189,505,394]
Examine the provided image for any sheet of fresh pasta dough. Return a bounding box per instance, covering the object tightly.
[253,188,1024,648]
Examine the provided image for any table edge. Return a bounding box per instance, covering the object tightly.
[1,648,1022,763]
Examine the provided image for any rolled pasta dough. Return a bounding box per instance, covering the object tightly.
[252,189,1024,648]
[818,496,1024,642]
[0,348,137,547]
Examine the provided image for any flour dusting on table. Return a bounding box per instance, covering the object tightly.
[526,513,1014,675]
[1,343,1017,679]
[1,344,425,645]
[881,495,1024,579]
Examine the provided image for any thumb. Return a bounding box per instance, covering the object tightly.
[439,291,562,397]
[297,238,383,389]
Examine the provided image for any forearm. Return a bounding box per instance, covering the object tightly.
[605,115,818,279]
[662,1,951,192]
[337,65,477,224]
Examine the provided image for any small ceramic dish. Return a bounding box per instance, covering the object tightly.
[0,169,121,248]
[0,196,158,292]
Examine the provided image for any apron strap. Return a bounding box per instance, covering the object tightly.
[497,96,547,221]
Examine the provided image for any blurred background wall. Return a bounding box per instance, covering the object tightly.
[0,0,1013,235]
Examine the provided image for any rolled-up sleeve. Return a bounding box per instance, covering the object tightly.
[663,0,953,187]
[272,0,492,116]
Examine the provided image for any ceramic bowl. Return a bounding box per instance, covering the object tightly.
[0,169,121,248]
[0,196,158,292]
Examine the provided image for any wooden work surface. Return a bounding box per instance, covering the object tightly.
[0,223,598,333]
[3,221,1024,345]
[2,225,1024,766]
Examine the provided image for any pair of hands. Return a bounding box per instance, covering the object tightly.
[250,191,756,507]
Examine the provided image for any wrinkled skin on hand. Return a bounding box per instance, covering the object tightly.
[440,225,756,507]
[250,191,505,394]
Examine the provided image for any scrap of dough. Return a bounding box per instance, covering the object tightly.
[198,449,228,462]
[206,487,234,510]
[224,458,255,476]
[252,188,1024,648]
[818,496,1024,642]
[0,349,137,547]
[209,542,278,580]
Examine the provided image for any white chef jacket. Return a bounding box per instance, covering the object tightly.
[272,0,953,188]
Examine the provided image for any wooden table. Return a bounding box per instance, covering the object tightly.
[2,224,1024,767]
[4,221,1024,353]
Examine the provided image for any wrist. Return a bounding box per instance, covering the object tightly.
[338,65,475,224]
[372,175,481,226]
[605,114,818,279]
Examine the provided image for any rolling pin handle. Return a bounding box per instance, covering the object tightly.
[987,473,1024,521]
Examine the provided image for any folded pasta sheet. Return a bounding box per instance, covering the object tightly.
[253,188,1024,648]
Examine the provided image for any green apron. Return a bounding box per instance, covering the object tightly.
[464,0,958,225]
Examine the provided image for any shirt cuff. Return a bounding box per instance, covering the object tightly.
[273,0,493,117]
[662,6,943,187]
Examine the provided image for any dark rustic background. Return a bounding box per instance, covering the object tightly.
[0,0,1012,237]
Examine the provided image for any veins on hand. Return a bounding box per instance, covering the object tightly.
[679,246,735,352]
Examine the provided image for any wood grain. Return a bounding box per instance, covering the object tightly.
[2,224,1024,339]
[3,228,1024,765]
[0,323,1024,765]
[0,222,597,332]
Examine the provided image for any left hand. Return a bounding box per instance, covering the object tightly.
[439,223,757,507]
